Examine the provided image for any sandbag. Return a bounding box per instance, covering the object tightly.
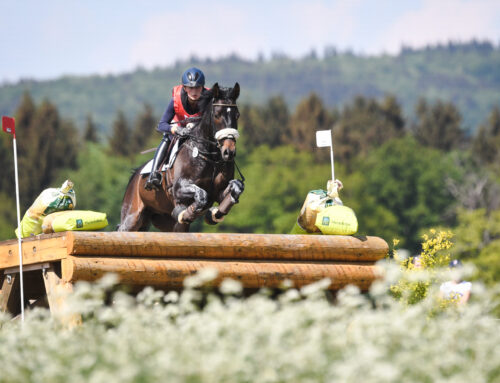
[315,205,358,235]
[290,220,321,235]
[16,180,76,238]
[296,180,344,233]
[42,210,108,233]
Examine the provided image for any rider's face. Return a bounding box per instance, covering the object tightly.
[184,86,203,102]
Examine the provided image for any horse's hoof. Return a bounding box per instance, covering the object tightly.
[205,207,224,225]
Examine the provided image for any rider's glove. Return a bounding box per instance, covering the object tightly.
[175,122,195,137]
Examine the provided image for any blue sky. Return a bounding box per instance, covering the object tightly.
[1,0,499,83]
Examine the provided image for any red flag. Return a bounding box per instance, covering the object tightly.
[2,116,15,136]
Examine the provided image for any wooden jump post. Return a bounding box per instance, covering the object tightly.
[0,232,388,317]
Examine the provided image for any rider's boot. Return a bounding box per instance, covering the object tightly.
[145,137,170,191]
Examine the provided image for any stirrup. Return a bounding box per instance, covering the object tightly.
[145,171,162,190]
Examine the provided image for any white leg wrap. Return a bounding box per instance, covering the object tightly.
[210,207,225,223]
[178,209,187,224]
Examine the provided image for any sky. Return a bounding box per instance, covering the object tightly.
[1,0,500,83]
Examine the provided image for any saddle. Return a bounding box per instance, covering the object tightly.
[140,136,183,176]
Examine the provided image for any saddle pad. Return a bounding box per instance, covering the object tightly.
[140,140,179,175]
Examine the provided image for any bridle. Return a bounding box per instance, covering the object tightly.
[211,103,240,142]
[177,100,245,181]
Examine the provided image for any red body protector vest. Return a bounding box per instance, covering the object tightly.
[171,85,205,123]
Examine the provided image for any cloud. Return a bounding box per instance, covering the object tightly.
[129,0,367,67]
[130,5,261,68]
[377,0,500,53]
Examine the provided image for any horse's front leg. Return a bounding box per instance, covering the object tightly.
[171,178,209,226]
[205,179,245,225]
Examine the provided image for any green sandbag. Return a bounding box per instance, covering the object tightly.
[49,210,108,232]
[314,205,358,235]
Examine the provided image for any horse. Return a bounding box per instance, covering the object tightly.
[118,83,245,232]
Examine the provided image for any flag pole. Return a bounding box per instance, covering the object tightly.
[329,131,335,182]
[2,116,24,322]
[13,134,25,322]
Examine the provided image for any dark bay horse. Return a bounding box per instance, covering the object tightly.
[118,83,244,232]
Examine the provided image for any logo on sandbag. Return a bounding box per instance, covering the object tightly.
[76,219,83,228]
[322,216,330,225]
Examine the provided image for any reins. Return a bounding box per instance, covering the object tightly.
[172,98,245,182]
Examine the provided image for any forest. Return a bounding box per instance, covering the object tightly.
[0,40,499,134]
[0,41,499,285]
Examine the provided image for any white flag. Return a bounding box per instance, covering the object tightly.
[316,130,332,147]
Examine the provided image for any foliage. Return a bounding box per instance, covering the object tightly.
[0,267,499,382]
[333,95,405,168]
[286,92,334,158]
[472,105,500,164]
[390,229,453,305]
[0,93,80,209]
[83,114,98,143]
[344,136,455,250]
[130,103,157,155]
[0,192,17,240]
[451,208,500,285]
[2,41,499,135]
[239,96,289,149]
[193,145,331,234]
[412,98,464,151]
[53,143,136,231]
[108,110,131,157]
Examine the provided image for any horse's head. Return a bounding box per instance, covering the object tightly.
[211,82,240,162]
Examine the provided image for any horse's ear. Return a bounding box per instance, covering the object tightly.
[230,82,240,100]
[212,83,220,98]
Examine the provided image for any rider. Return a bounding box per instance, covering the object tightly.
[145,67,207,190]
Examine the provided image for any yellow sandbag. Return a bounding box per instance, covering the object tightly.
[15,215,41,239]
[46,210,108,233]
[297,190,333,233]
[16,180,76,238]
[315,205,358,235]
[296,180,344,234]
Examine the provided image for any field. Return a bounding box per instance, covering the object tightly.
[1,264,499,383]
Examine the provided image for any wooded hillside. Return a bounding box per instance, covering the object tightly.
[0,41,499,136]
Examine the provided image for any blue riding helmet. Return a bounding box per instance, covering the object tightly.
[182,67,205,87]
[449,259,462,268]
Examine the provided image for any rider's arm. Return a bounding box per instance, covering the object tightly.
[157,99,177,135]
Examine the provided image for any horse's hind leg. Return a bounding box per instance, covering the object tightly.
[118,203,151,232]
[118,173,152,232]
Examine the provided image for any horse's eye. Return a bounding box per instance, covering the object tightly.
[235,112,240,120]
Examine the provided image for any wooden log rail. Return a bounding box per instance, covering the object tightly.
[0,232,389,317]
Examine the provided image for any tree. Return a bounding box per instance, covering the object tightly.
[109,110,131,157]
[333,95,406,168]
[239,96,289,149]
[412,99,464,151]
[14,97,79,206]
[264,96,289,147]
[192,145,332,234]
[130,103,157,154]
[450,208,500,285]
[53,143,133,231]
[472,106,500,164]
[287,93,334,158]
[84,114,99,143]
[348,136,456,250]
